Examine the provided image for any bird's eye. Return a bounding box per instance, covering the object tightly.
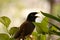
[31,14,33,16]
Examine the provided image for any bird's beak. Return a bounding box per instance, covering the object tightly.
[35,16,39,18]
[35,13,40,18]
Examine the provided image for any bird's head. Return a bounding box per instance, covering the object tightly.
[27,12,38,22]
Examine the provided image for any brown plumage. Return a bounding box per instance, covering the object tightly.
[14,12,38,40]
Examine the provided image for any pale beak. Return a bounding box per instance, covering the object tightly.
[35,13,40,18]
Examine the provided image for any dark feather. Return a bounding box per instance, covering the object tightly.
[14,12,38,40]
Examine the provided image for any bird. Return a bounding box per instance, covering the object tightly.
[13,12,38,40]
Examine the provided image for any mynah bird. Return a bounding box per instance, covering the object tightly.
[14,12,38,40]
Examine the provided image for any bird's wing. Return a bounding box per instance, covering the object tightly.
[13,21,29,39]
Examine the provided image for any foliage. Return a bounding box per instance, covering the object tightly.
[0,11,60,40]
[0,33,10,40]
[40,11,60,40]
[0,16,11,27]
[41,11,60,22]
[0,16,18,40]
[33,11,60,40]
[33,17,48,40]
[9,27,19,36]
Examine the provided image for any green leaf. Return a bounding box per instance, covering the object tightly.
[0,33,10,40]
[9,27,19,36]
[49,26,58,34]
[32,32,38,37]
[32,32,38,40]
[41,11,60,22]
[40,17,49,33]
[49,22,60,30]
[33,17,49,34]
[33,22,43,34]
[0,16,11,28]
[49,26,57,31]
[52,30,60,36]
[37,34,46,40]
[40,34,46,40]
[37,34,40,40]
[9,38,15,40]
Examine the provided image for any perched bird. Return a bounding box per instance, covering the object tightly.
[14,12,38,40]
